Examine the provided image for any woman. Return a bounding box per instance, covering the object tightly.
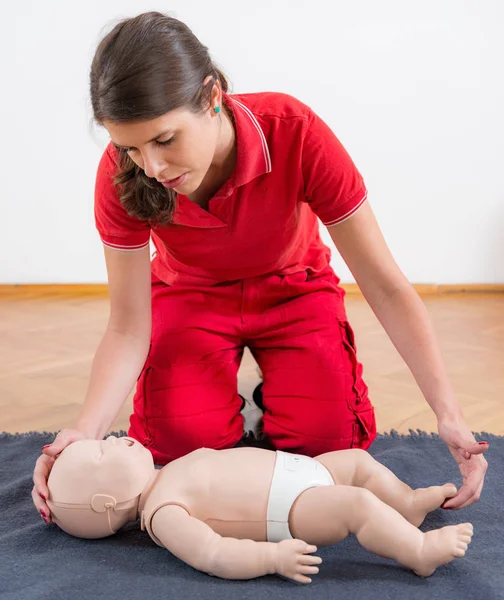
[32,11,487,524]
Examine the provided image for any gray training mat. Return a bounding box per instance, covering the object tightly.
[0,430,501,600]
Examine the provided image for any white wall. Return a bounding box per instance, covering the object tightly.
[1,0,502,284]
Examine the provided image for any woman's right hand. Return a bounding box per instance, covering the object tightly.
[31,429,89,523]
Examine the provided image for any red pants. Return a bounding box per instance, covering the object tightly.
[129,266,376,464]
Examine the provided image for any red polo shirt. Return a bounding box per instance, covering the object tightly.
[94,92,367,286]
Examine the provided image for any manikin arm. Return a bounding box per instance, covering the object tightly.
[151,505,321,583]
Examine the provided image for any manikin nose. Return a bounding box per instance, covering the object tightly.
[105,435,134,446]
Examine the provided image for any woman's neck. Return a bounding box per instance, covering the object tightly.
[188,104,237,208]
[212,103,237,174]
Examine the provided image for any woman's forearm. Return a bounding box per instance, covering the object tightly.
[75,327,150,439]
[364,284,462,421]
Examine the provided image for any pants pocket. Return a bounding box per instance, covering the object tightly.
[339,320,370,410]
[352,406,377,449]
[339,320,377,447]
[132,363,154,447]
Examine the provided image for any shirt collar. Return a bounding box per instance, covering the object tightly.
[223,93,272,188]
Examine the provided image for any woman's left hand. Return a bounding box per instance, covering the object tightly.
[437,415,489,509]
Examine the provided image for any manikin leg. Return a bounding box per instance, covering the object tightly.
[316,449,457,527]
[289,485,473,577]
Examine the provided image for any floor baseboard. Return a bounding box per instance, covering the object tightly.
[0,282,503,299]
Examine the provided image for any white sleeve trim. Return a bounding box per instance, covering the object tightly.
[323,191,368,227]
[102,240,150,251]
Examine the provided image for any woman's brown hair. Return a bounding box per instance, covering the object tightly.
[90,11,229,224]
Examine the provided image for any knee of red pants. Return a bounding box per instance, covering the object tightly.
[262,403,377,457]
[129,367,244,464]
[255,318,377,456]
[130,409,244,465]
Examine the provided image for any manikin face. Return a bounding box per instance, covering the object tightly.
[48,436,154,505]
[103,83,223,196]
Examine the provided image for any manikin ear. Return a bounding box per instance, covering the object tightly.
[91,494,117,513]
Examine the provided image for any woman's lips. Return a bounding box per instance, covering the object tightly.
[161,173,188,188]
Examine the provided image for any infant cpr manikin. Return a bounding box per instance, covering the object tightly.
[46,436,473,584]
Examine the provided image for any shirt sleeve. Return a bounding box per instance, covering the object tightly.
[94,144,151,250]
[302,109,368,226]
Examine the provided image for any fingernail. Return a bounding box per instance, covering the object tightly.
[478,441,490,445]
[40,510,46,518]
[41,445,51,449]
[39,493,46,501]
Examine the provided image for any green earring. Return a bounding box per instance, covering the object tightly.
[214,106,221,114]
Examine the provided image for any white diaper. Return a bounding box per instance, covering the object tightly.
[266,451,334,542]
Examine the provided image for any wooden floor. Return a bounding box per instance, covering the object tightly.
[1,292,502,435]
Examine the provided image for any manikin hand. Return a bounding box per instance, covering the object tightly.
[32,429,89,523]
[275,539,322,584]
[438,416,489,509]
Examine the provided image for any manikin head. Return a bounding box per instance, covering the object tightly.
[47,436,155,539]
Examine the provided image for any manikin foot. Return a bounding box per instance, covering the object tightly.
[413,523,474,577]
[407,483,457,527]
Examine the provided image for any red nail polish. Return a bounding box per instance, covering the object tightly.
[40,510,46,518]
[39,493,46,501]
[478,441,490,445]
[41,445,51,450]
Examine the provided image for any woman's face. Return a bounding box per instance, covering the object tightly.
[103,99,222,195]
